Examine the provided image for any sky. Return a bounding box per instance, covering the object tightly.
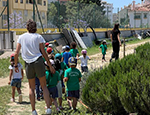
[105,0,142,12]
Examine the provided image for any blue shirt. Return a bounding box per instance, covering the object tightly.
[63,52,72,65]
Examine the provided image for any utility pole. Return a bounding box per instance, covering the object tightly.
[58,0,60,32]
[33,0,35,21]
[7,0,9,31]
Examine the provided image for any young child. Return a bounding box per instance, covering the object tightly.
[99,40,107,62]
[47,47,53,55]
[45,42,49,53]
[61,46,66,56]
[45,59,61,113]
[69,42,79,58]
[8,54,24,103]
[78,50,90,73]
[61,45,72,67]
[55,53,68,110]
[63,57,82,113]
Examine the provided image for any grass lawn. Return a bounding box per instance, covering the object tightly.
[0,86,12,115]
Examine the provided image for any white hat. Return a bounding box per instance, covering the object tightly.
[45,59,55,66]
[48,44,53,47]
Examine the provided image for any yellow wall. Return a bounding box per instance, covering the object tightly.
[0,0,47,29]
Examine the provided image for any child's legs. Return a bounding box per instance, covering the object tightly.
[11,86,16,99]
[48,86,58,107]
[52,98,58,108]
[35,77,40,98]
[17,88,21,95]
[72,98,78,109]
[57,81,62,107]
[102,54,105,60]
[68,90,79,109]
[67,97,72,108]
[58,98,62,107]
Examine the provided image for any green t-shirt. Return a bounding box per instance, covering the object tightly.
[64,67,82,91]
[61,62,68,70]
[46,70,60,88]
[99,44,107,55]
[69,49,79,57]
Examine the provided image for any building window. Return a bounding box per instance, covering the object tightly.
[15,0,18,3]
[29,0,33,4]
[2,1,7,6]
[20,0,23,3]
[2,15,7,20]
[37,0,42,5]
[134,13,141,19]
[26,0,28,3]
[44,1,46,6]
[42,12,45,19]
[144,13,147,18]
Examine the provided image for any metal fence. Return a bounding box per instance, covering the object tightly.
[0,1,150,32]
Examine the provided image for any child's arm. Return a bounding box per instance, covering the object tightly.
[8,70,13,84]
[21,69,24,80]
[63,77,68,82]
[79,78,81,82]
[61,57,64,62]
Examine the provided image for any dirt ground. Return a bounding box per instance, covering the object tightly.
[0,39,150,115]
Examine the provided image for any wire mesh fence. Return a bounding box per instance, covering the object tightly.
[0,1,150,32]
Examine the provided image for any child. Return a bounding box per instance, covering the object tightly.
[47,47,53,54]
[99,40,107,62]
[48,44,54,54]
[63,57,82,113]
[61,45,72,67]
[45,59,61,113]
[61,46,66,56]
[55,53,68,110]
[78,50,90,73]
[8,53,24,103]
[69,42,79,58]
[45,42,49,52]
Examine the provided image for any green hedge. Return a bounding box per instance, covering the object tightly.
[82,42,150,114]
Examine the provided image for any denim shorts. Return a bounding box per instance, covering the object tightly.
[11,79,21,88]
[67,90,80,99]
[48,86,58,99]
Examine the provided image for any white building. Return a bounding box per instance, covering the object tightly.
[102,1,113,25]
[119,0,150,28]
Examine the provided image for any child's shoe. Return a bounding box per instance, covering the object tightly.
[32,110,38,115]
[10,98,15,102]
[45,108,52,114]
[59,106,64,110]
[56,107,61,113]
[18,94,22,103]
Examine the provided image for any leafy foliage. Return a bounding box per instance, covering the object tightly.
[82,42,150,114]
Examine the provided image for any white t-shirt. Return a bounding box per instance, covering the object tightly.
[79,55,90,67]
[9,63,23,79]
[17,32,45,63]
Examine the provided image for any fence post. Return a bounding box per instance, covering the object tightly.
[10,31,14,51]
[3,31,5,49]
[123,37,125,57]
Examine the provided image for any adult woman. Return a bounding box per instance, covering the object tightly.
[14,19,55,115]
[110,23,122,62]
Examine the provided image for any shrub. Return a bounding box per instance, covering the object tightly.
[82,42,150,114]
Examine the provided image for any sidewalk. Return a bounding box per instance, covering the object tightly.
[0,49,15,59]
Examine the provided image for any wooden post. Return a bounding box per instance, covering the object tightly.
[123,37,125,57]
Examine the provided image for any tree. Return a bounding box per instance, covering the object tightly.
[47,2,67,28]
[72,0,102,6]
[3,12,26,28]
[65,1,111,28]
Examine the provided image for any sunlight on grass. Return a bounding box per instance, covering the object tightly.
[0,86,11,115]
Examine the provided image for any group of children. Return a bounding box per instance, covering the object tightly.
[8,41,92,114]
